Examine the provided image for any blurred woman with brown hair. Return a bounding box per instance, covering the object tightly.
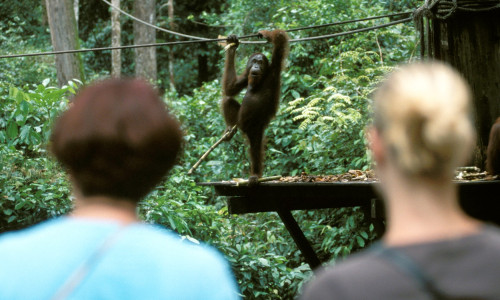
[0,79,240,300]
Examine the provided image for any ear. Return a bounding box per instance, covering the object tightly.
[367,126,385,166]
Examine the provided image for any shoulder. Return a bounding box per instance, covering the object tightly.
[0,218,68,249]
[113,223,231,272]
[300,247,398,300]
[480,223,500,243]
[126,223,224,257]
[415,224,500,261]
[450,224,500,266]
[110,224,240,298]
[0,220,239,299]
[300,227,500,300]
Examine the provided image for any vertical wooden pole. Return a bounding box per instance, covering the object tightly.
[167,0,176,91]
[133,0,157,82]
[430,11,500,168]
[111,0,121,78]
[45,0,84,87]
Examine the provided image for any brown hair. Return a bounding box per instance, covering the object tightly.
[50,79,183,201]
[372,62,475,179]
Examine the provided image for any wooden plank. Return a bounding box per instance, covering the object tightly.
[201,181,500,223]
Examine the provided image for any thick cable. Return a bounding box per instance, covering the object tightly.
[100,0,209,40]
[286,11,412,33]
[101,0,261,44]
[202,12,413,43]
[0,39,223,59]
[0,17,413,59]
[290,17,412,42]
[416,0,500,20]
[102,0,412,43]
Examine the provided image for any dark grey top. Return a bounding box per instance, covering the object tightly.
[300,225,500,300]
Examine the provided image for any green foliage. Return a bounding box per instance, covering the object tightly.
[297,208,375,261]
[0,145,72,232]
[0,79,79,154]
[283,53,385,173]
[0,16,56,87]
[0,80,75,232]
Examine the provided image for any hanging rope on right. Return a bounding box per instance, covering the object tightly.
[413,0,500,59]
[414,0,500,20]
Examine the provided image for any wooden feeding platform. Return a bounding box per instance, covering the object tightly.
[199,171,500,269]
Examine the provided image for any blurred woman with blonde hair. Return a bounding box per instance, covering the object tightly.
[300,62,500,299]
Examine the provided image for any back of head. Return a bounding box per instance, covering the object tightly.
[372,61,475,180]
[50,78,183,201]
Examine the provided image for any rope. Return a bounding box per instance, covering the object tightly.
[413,0,500,58]
[100,0,260,44]
[219,15,414,43]
[102,0,411,44]
[0,39,223,59]
[415,0,500,20]
[286,11,412,32]
[0,17,413,59]
[100,0,209,40]
[291,17,412,42]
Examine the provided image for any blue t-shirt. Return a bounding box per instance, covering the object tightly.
[0,217,240,300]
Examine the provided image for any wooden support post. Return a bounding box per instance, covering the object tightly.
[277,209,321,270]
[45,0,84,87]
[429,11,500,168]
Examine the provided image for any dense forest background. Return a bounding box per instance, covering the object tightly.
[0,0,420,298]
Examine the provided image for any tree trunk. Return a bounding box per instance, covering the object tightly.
[73,0,79,29]
[133,0,156,82]
[167,0,176,91]
[45,0,84,87]
[111,0,121,78]
[429,11,500,168]
[41,0,48,26]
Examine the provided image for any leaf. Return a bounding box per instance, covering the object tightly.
[6,122,19,139]
[168,216,177,230]
[15,113,25,126]
[67,85,76,95]
[356,236,365,247]
[15,89,25,103]
[19,125,31,141]
[9,87,19,101]
[15,201,25,209]
[19,100,30,116]
[258,258,270,267]
[181,235,200,245]
[30,131,42,145]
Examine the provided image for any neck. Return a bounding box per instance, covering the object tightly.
[71,195,140,225]
[379,167,480,246]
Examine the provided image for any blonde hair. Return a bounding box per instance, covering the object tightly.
[372,61,475,179]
